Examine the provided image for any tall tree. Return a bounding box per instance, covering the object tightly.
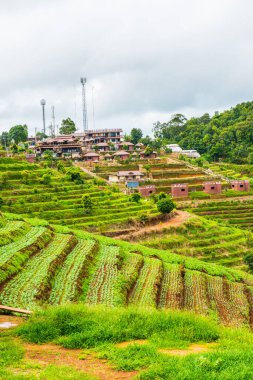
[59,118,76,135]
[9,125,28,144]
[130,128,143,144]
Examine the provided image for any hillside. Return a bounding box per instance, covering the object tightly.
[1,212,253,327]
[0,157,158,233]
[125,216,252,269]
[154,100,253,163]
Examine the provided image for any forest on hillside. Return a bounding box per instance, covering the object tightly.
[153,101,253,163]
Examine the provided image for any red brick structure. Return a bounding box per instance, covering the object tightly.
[231,180,250,191]
[171,184,188,197]
[139,185,156,197]
[83,152,100,162]
[113,150,130,160]
[203,182,222,194]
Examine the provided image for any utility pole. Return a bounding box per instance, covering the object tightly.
[92,86,95,130]
[40,99,46,134]
[80,77,88,131]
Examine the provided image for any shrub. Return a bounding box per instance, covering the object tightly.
[157,197,175,214]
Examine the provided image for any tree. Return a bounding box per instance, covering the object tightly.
[66,167,83,183]
[143,164,151,178]
[36,132,47,140]
[131,193,141,203]
[244,253,253,273]
[157,196,175,214]
[59,118,76,135]
[130,128,143,145]
[42,173,52,185]
[9,125,28,144]
[82,195,93,214]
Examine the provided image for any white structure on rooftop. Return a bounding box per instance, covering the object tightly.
[181,150,201,158]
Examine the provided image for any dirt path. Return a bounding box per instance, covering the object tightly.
[23,343,137,380]
[74,163,112,186]
[115,210,193,240]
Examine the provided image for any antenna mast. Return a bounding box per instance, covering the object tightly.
[40,99,46,134]
[51,106,56,136]
[80,77,88,131]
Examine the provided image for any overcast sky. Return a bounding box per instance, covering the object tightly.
[1,0,253,136]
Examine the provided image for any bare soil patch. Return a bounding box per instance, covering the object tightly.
[159,342,218,356]
[116,210,193,240]
[23,342,137,380]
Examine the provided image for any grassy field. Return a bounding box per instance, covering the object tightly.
[2,305,253,379]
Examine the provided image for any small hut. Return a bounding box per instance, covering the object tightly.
[231,180,250,191]
[171,183,188,197]
[203,182,222,194]
[139,185,156,197]
[83,152,100,162]
[113,150,130,160]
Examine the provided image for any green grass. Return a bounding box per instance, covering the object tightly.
[12,304,253,379]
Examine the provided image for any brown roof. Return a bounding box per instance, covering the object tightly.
[104,153,112,157]
[118,171,144,176]
[113,150,130,156]
[83,152,100,157]
[119,142,134,146]
[96,143,109,147]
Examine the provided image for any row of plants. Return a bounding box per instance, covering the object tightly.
[85,245,121,306]
[49,238,96,305]
[0,233,76,310]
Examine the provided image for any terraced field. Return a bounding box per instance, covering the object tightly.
[208,162,253,180]
[0,158,158,232]
[134,216,252,269]
[191,199,253,231]
[1,212,253,327]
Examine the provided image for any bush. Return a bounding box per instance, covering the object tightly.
[131,193,141,203]
[157,197,175,214]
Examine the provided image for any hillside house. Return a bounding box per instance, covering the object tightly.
[95,143,110,152]
[167,144,182,153]
[113,150,130,160]
[231,180,250,191]
[181,150,201,158]
[203,182,222,194]
[139,150,157,159]
[109,170,144,183]
[171,183,189,197]
[139,185,156,197]
[118,142,135,151]
[83,152,100,162]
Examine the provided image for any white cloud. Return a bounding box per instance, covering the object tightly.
[0,0,253,135]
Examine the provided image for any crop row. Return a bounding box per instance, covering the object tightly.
[85,245,121,306]
[129,258,162,307]
[0,233,76,310]
[49,238,96,305]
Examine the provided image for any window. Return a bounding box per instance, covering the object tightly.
[181,189,185,192]
[240,184,244,188]
[211,186,215,190]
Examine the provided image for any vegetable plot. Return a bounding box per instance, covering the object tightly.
[159,263,183,309]
[129,258,162,307]
[0,233,75,310]
[49,238,95,305]
[184,270,209,315]
[85,245,120,306]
